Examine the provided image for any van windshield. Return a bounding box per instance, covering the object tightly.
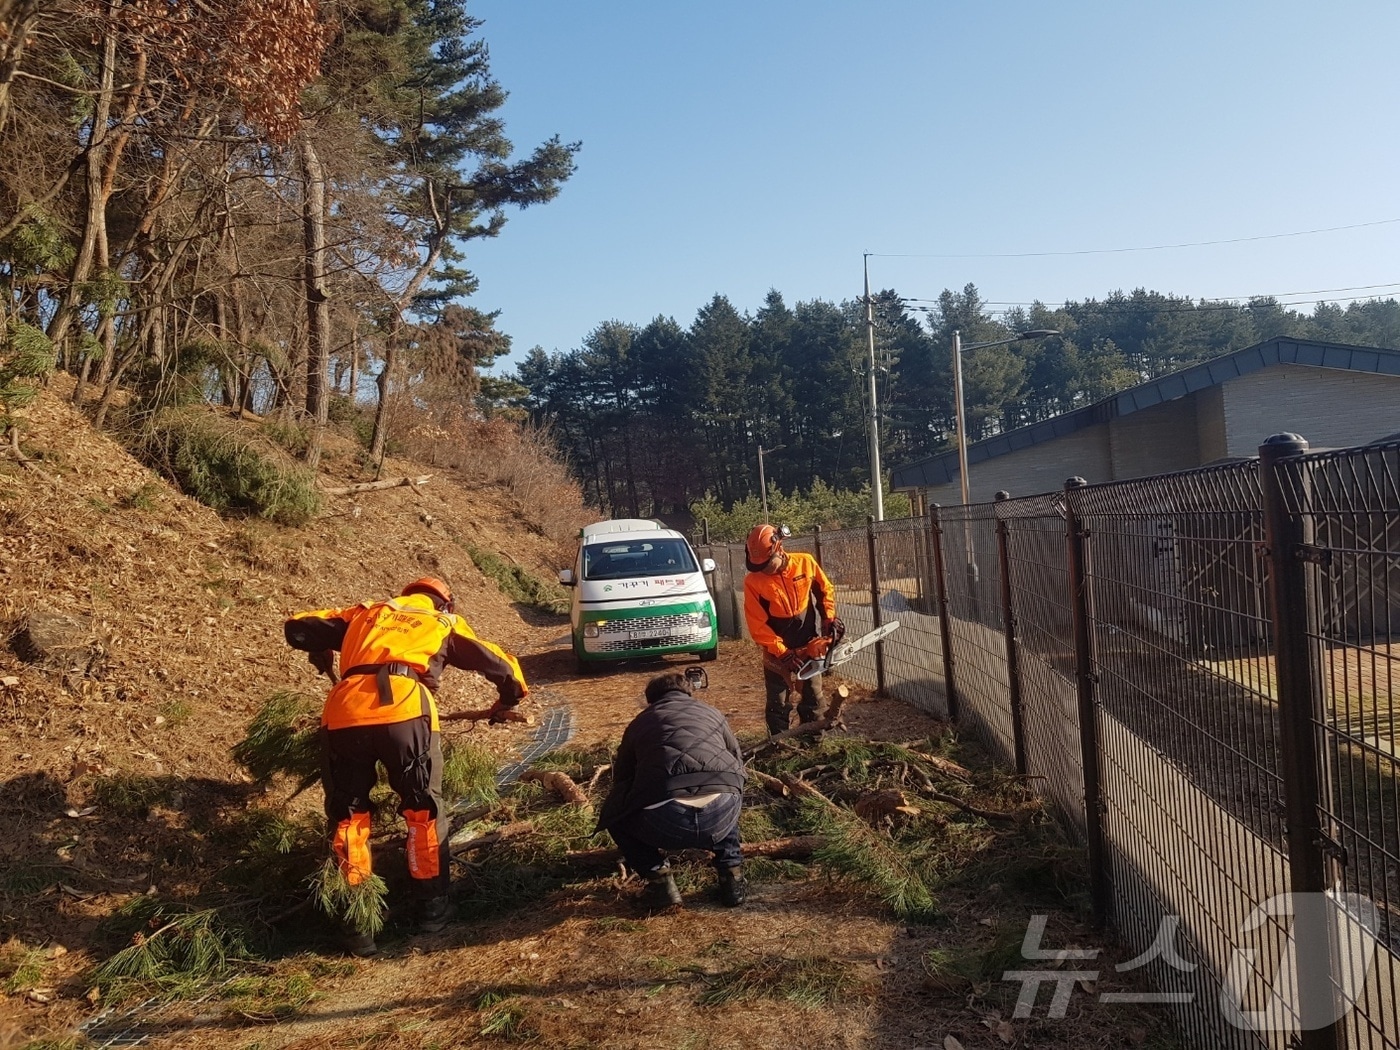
[582,539,699,581]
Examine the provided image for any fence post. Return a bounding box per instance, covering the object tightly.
[866,515,886,696]
[813,524,823,568]
[727,545,743,641]
[994,492,1028,775]
[702,518,710,545]
[929,504,960,722]
[1064,477,1109,927]
[1259,432,1341,1050]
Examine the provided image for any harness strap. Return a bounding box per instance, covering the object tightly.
[342,662,425,707]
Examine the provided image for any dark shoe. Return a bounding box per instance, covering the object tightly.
[342,929,378,957]
[640,871,683,912]
[717,866,748,907]
[419,895,452,934]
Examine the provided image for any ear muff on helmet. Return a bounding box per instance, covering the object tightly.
[402,576,453,611]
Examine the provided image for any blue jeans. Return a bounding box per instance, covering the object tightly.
[608,793,744,876]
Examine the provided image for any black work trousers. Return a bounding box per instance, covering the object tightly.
[321,716,449,898]
[763,668,821,736]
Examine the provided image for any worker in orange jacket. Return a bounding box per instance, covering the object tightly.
[741,524,844,735]
[284,576,528,955]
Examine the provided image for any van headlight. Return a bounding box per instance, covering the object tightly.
[583,622,601,638]
[695,610,712,626]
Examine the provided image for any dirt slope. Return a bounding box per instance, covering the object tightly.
[0,379,1179,1050]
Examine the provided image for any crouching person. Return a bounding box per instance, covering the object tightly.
[597,671,748,911]
[284,577,528,955]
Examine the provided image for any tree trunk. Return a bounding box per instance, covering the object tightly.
[46,3,119,359]
[298,135,330,469]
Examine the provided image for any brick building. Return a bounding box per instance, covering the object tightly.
[890,337,1400,505]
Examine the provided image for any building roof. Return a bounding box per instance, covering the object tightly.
[889,337,1400,491]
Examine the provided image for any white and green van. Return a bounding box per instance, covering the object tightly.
[559,519,718,672]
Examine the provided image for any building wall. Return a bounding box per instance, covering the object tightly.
[1107,394,1201,478]
[1196,385,1228,462]
[923,424,1113,506]
[1221,364,1400,456]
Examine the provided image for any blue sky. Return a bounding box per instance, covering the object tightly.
[465,1,1400,372]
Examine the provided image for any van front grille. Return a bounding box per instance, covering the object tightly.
[591,613,712,654]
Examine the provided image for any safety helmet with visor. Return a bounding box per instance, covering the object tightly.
[744,523,792,573]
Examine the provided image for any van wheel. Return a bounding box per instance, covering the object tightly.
[698,647,717,662]
[575,655,594,676]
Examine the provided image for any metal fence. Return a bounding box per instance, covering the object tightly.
[699,433,1400,1050]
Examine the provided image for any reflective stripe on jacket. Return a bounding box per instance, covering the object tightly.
[285,593,528,730]
[742,551,836,659]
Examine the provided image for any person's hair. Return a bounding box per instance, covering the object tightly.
[644,671,692,704]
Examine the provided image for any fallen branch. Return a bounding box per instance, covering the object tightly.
[906,750,973,783]
[564,835,823,869]
[320,474,433,496]
[441,706,533,725]
[520,770,590,808]
[448,820,535,854]
[925,790,1016,822]
[744,685,850,757]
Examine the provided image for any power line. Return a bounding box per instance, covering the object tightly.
[900,284,1400,314]
[870,217,1400,260]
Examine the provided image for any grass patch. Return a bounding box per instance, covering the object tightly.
[698,954,858,1008]
[219,969,319,1022]
[0,940,45,993]
[463,542,569,615]
[120,482,162,511]
[475,989,534,1040]
[159,698,194,727]
[88,773,178,819]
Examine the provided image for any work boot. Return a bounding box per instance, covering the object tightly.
[418,895,452,934]
[342,928,378,958]
[716,866,748,907]
[640,870,683,913]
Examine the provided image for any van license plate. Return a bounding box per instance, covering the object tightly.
[628,631,665,642]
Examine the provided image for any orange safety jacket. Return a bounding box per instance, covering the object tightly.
[284,593,528,731]
[742,551,837,660]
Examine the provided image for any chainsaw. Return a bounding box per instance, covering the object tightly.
[795,621,901,681]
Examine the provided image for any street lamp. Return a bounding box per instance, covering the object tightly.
[950,328,1059,615]
[757,444,785,522]
[863,254,884,521]
[951,329,1060,506]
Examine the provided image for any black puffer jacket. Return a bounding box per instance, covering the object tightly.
[596,690,746,831]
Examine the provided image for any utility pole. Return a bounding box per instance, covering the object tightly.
[863,254,885,522]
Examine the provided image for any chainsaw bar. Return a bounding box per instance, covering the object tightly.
[796,620,901,680]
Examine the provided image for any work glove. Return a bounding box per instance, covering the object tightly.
[778,649,806,675]
[824,617,846,645]
[308,649,336,678]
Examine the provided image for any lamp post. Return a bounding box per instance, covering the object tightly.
[758,443,785,523]
[951,328,1060,506]
[863,254,884,521]
[950,328,1059,613]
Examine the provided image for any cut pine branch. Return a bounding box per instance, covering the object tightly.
[520,770,590,808]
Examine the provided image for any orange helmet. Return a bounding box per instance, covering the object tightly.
[401,576,453,610]
[745,524,784,572]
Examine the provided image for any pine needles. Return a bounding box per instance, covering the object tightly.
[801,797,938,922]
[442,738,499,807]
[231,691,321,789]
[311,858,387,938]
[92,899,262,1000]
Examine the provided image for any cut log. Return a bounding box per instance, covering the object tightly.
[320,474,433,496]
[853,788,921,825]
[521,770,590,808]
